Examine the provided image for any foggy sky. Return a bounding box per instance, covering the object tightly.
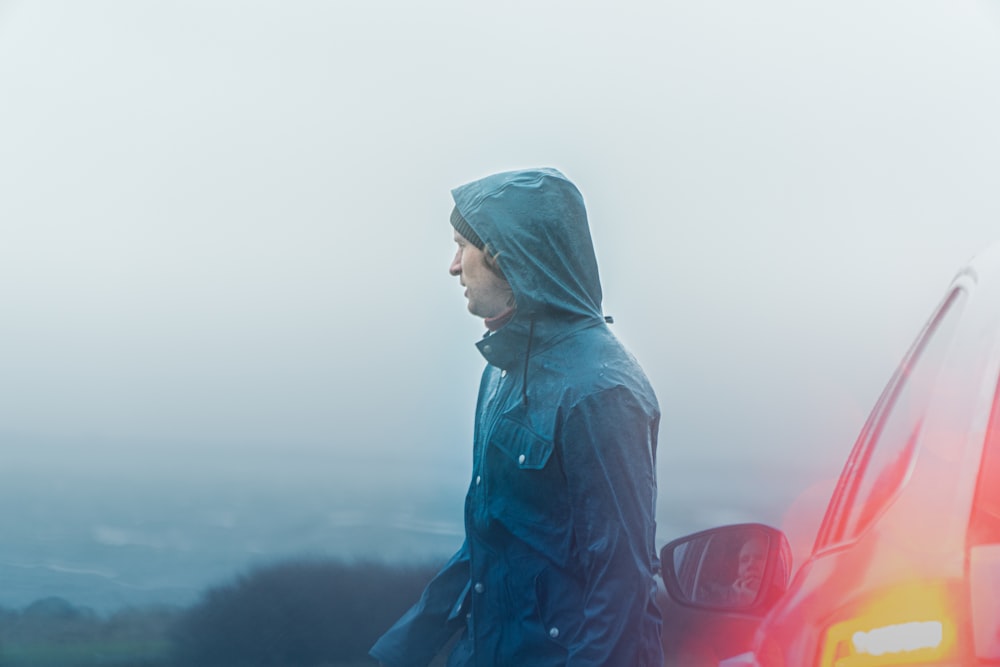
[2,0,1000,601]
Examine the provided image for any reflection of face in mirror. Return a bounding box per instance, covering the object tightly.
[730,536,767,604]
[693,531,769,607]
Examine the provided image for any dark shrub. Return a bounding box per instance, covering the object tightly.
[170,558,441,667]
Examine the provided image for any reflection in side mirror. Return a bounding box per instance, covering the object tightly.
[661,523,792,614]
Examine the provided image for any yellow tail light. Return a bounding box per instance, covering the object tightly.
[818,584,957,667]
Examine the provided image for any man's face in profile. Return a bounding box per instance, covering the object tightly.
[449,229,511,319]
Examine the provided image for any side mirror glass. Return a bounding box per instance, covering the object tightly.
[660,523,792,614]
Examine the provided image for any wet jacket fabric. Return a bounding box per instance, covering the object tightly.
[370,168,662,667]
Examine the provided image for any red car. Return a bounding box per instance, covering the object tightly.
[660,242,1000,666]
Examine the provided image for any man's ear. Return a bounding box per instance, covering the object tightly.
[483,246,510,282]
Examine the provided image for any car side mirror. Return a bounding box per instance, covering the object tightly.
[660,523,792,615]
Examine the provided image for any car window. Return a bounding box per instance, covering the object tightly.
[672,534,715,600]
[835,289,967,542]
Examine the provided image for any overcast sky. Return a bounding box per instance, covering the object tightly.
[2,0,1000,578]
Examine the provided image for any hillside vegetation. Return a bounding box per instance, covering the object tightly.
[0,559,444,667]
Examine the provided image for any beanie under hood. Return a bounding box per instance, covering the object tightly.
[450,207,484,250]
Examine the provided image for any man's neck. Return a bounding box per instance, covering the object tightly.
[484,306,516,332]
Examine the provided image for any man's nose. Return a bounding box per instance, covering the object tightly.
[449,249,462,276]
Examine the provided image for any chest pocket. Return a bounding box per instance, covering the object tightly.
[490,417,553,470]
[484,417,568,537]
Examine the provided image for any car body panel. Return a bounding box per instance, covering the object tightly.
[751,244,1000,665]
[655,243,1000,666]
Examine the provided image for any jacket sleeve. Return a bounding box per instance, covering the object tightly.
[369,541,470,667]
[560,385,663,667]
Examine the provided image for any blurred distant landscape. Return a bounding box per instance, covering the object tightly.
[0,433,828,613]
[0,430,833,666]
[0,559,444,667]
[0,442,466,614]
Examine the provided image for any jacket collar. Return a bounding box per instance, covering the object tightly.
[475,313,604,371]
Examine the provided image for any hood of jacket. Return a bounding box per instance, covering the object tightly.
[451,168,605,367]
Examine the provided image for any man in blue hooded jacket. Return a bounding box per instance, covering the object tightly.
[370,168,663,667]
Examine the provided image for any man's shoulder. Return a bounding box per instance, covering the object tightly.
[534,333,656,409]
[542,326,648,380]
